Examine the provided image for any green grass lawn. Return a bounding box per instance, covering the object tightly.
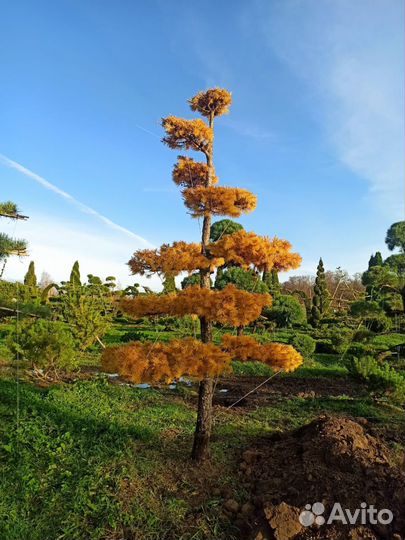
[0,318,403,539]
[1,375,403,540]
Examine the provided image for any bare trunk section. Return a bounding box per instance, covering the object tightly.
[192,114,215,462]
[191,374,214,461]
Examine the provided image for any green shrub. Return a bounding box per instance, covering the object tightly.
[353,328,375,343]
[315,338,334,354]
[347,343,375,358]
[7,319,77,374]
[350,355,405,404]
[291,334,316,358]
[263,295,306,328]
[215,267,269,293]
[328,327,353,354]
[371,333,405,351]
[0,343,13,363]
[350,300,392,332]
[121,330,144,342]
[57,279,114,350]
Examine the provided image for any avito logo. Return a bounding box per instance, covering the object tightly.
[299,502,393,527]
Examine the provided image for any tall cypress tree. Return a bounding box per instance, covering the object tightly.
[368,251,383,268]
[262,268,280,296]
[70,261,81,286]
[311,258,328,326]
[374,252,383,266]
[363,252,383,300]
[24,261,37,288]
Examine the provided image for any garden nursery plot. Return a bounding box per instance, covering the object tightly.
[1,85,404,540]
[0,347,404,540]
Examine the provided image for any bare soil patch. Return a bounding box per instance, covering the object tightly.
[214,376,368,408]
[232,416,405,540]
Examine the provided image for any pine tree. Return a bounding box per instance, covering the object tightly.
[368,252,383,268]
[374,252,383,266]
[0,201,28,278]
[102,88,303,461]
[210,219,243,242]
[364,252,383,300]
[69,261,81,286]
[24,261,37,288]
[263,269,280,296]
[162,274,176,293]
[311,258,328,326]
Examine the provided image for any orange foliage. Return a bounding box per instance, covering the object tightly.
[209,230,302,272]
[119,284,272,327]
[102,338,232,383]
[172,156,218,188]
[101,334,302,384]
[183,186,257,218]
[162,117,212,154]
[221,335,303,372]
[189,88,232,118]
[128,241,224,277]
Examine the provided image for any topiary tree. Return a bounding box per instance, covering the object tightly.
[210,219,244,285]
[263,269,281,296]
[210,219,244,242]
[349,300,392,332]
[162,274,176,293]
[102,88,303,461]
[181,273,212,289]
[385,221,405,252]
[215,266,268,294]
[58,275,115,350]
[23,260,39,302]
[363,252,384,301]
[69,260,81,287]
[264,294,307,328]
[311,258,329,326]
[122,283,141,297]
[360,222,405,314]
[24,261,37,288]
[291,333,316,358]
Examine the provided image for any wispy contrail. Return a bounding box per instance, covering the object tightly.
[0,154,153,247]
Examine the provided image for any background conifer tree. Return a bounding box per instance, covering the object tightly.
[0,201,28,278]
[24,261,37,288]
[311,258,329,326]
[69,261,81,287]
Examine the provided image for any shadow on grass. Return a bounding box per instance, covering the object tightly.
[0,378,182,446]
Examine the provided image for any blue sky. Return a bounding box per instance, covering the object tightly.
[1,0,403,288]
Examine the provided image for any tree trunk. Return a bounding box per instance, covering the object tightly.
[191,376,214,460]
[192,113,215,462]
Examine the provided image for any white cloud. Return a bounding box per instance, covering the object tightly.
[0,154,153,246]
[0,154,162,288]
[2,213,162,289]
[257,0,404,217]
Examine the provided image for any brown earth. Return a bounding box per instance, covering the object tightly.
[231,416,405,540]
[213,376,368,408]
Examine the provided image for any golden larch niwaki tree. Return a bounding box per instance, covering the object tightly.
[102,88,303,461]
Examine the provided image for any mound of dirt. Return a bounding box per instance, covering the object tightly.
[237,416,404,540]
